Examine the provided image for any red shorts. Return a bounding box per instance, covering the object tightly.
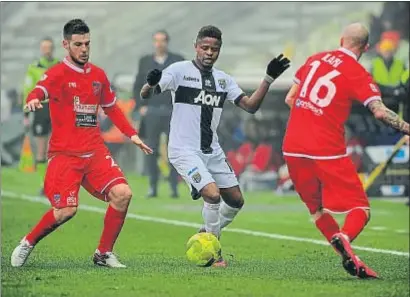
[44,147,127,208]
[284,156,369,214]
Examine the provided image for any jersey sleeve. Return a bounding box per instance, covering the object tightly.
[27,67,59,102]
[158,63,179,92]
[349,71,382,106]
[226,75,245,105]
[101,71,116,108]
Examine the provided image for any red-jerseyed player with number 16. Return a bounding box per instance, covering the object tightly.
[283,22,409,279]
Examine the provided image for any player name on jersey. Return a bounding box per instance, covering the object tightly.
[283,48,382,159]
[321,53,343,68]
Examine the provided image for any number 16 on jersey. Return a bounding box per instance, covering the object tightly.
[299,60,341,108]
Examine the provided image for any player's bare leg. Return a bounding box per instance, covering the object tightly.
[331,208,378,279]
[93,183,131,268]
[11,206,77,267]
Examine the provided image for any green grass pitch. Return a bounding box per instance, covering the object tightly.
[1,167,409,297]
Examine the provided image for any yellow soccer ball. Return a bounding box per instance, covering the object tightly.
[186,232,221,267]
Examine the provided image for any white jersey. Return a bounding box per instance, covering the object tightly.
[158,60,244,156]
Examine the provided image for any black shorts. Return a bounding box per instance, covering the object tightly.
[32,103,51,137]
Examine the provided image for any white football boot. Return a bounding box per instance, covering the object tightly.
[11,237,34,267]
[93,249,126,268]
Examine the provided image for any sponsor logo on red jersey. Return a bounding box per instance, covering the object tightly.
[294,98,323,116]
[92,81,102,96]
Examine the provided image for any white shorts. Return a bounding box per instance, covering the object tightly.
[169,149,239,191]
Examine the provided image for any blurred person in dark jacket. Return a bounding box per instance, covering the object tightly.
[132,30,184,198]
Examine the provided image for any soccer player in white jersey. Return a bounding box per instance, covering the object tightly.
[140,25,290,267]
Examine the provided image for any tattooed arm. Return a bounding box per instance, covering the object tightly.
[367,100,409,135]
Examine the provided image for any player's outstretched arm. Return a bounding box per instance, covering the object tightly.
[140,69,162,99]
[24,87,47,112]
[237,54,290,114]
[24,67,58,112]
[103,103,153,154]
[368,100,409,135]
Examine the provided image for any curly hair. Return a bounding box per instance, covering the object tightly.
[196,25,222,43]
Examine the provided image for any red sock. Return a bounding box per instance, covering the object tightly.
[97,205,127,253]
[26,209,60,245]
[341,208,368,242]
[315,213,340,242]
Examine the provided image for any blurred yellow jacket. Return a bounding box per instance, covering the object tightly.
[22,57,59,108]
[371,56,405,87]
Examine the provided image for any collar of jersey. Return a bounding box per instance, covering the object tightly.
[337,47,358,60]
[63,57,91,74]
[191,60,213,73]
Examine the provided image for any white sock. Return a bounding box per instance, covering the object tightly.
[219,200,241,229]
[202,202,221,238]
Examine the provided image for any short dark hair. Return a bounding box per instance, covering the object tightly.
[196,25,222,43]
[63,19,90,40]
[153,30,170,42]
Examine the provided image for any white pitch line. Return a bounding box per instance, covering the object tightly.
[369,226,387,231]
[2,190,409,257]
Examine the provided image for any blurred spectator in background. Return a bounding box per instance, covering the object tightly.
[132,30,184,198]
[370,38,406,99]
[370,35,407,145]
[21,37,59,194]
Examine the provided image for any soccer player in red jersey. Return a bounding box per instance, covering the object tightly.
[11,19,153,268]
[283,23,409,278]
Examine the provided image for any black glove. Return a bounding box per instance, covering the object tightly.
[146,69,162,86]
[265,54,291,83]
